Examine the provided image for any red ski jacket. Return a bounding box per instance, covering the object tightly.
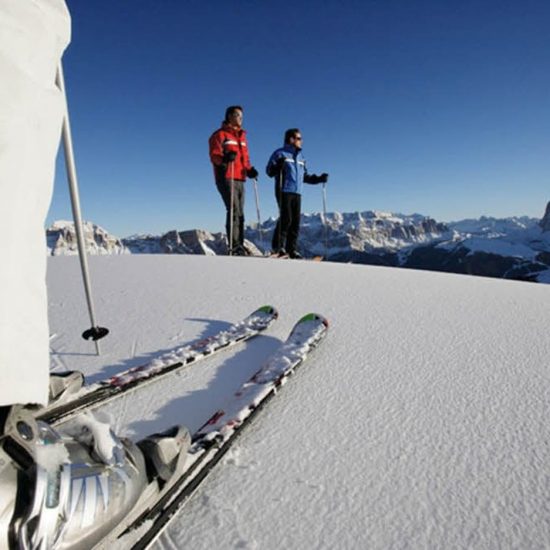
[209,123,251,182]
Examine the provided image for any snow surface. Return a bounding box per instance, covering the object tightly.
[46,255,550,549]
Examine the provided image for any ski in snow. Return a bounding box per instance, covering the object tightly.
[40,305,278,425]
[114,312,329,550]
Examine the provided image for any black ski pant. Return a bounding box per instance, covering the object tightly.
[215,176,245,252]
[272,189,301,254]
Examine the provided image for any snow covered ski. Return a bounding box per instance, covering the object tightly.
[112,312,328,550]
[40,305,278,425]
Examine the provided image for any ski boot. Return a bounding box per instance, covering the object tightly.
[0,405,190,549]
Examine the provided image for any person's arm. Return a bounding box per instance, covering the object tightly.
[209,132,237,169]
[266,152,285,178]
[208,132,224,166]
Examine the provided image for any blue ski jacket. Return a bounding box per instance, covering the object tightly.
[266,145,321,195]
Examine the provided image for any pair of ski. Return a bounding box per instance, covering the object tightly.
[43,306,328,549]
[40,305,280,425]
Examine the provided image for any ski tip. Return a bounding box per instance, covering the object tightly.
[297,313,329,327]
[257,305,278,318]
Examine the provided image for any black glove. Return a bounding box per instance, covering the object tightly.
[304,173,329,184]
[222,150,237,164]
[247,166,259,179]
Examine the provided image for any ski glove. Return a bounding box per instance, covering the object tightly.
[304,173,329,184]
[222,151,237,164]
[247,166,259,179]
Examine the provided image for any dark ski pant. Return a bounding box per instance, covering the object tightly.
[272,188,301,254]
[215,177,245,252]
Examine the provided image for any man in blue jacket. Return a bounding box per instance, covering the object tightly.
[266,129,328,258]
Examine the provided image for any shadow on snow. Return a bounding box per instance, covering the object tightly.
[124,332,282,439]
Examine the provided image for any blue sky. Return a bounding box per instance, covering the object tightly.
[48,0,550,237]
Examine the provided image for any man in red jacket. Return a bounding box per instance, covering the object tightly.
[209,106,258,255]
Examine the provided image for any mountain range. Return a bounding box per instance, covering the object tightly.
[46,202,550,284]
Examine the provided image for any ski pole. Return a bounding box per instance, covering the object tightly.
[229,161,234,255]
[322,182,328,257]
[56,63,109,355]
[277,168,283,252]
[252,177,263,251]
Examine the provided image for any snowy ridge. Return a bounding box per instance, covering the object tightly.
[437,223,550,260]
[448,215,538,237]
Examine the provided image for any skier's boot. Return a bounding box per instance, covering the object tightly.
[49,371,85,407]
[271,248,287,258]
[0,405,190,549]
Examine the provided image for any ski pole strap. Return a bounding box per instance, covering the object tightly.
[82,326,110,341]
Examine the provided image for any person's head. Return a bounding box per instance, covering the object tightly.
[224,105,243,128]
[284,128,303,149]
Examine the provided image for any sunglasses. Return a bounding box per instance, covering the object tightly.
[293,136,302,140]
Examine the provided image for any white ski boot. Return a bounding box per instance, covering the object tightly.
[0,405,190,549]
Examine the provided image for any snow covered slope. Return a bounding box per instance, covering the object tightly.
[46,255,550,549]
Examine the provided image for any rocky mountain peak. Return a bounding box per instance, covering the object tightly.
[539,201,550,232]
[46,220,127,256]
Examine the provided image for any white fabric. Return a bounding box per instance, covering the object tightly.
[0,0,70,405]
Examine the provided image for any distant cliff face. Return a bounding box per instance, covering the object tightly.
[246,211,451,257]
[123,229,260,256]
[245,208,549,283]
[539,201,550,232]
[46,202,550,284]
[46,221,128,256]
